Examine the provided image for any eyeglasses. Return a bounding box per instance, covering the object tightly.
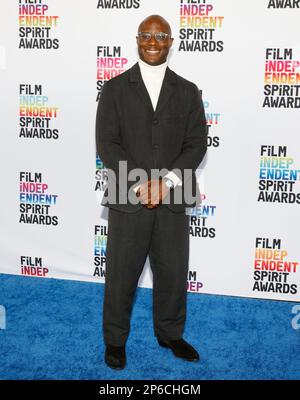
[137,31,171,42]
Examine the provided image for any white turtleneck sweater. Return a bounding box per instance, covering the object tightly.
[138,57,168,111]
[133,58,182,191]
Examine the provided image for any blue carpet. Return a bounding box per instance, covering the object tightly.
[0,273,299,380]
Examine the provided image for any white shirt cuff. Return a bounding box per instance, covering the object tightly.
[132,171,182,193]
[132,183,141,193]
[164,171,182,187]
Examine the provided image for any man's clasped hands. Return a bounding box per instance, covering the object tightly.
[136,178,170,209]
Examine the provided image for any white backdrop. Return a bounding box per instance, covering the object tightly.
[1,0,300,301]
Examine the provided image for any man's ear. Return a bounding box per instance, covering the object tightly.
[170,37,174,47]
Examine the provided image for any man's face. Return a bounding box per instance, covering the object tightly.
[136,18,173,66]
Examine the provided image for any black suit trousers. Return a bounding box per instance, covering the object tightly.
[103,205,190,346]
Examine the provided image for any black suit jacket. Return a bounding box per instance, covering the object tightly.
[95,62,207,213]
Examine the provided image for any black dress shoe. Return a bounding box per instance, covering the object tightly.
[157,338,200,361]
[104,344,126,370]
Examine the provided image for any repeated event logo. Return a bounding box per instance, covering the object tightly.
[187,270,203,293]
[263,48,300,108]
[20,255,49,277]
[203,95,220,148]
[94,224,107,278]
[18,0,59,49]
[186,193,216,238]
[96,46,128,101]
[94,223,205,291]
[178,0,224,52]
[19,84,59,140]
[19,172,59,225]
[95,46,128,192]
[96,0,140,8]
[267,0,300,8]
[95,155,108,193]
[253,237,298,295]
[257,145,300,204]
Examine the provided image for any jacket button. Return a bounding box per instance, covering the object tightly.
[153,144,159,149]
[152,118,158,125]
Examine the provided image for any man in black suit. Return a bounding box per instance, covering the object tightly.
[96,15,207,370]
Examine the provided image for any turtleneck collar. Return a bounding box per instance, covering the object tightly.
[138,57,168,73]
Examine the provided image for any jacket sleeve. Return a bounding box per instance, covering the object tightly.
[169,84,207,184]
[95,80,139,187]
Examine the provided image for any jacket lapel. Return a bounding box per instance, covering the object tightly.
[154,67,177,116]
[128,62,177,115]
[129,62,154,113]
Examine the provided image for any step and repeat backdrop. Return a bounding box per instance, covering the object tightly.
[0,0,300,302]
